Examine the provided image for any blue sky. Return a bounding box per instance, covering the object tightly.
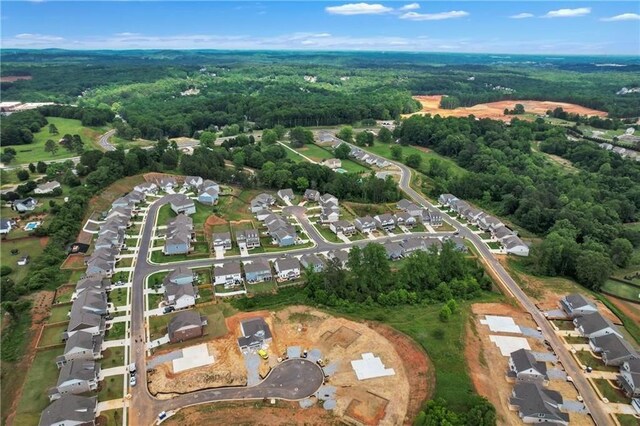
[1,1,639,54]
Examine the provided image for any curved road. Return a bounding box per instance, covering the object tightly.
[125,139,610,425]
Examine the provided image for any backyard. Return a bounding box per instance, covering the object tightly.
[102,346,126,368]
[592,378,631,404]
[98,375,124,401]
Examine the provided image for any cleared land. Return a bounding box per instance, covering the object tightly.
[405,95,607,121]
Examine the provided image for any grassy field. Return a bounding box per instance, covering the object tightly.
[601,279,640,302]
[105,323,126,341]
[97,409,125,426]
[86,174,147,219]
[365,141,466,177]
[13,347,63,426]
[109,288,129,307]
[98,374,124,401]
[292,143,333,162]
[149,304,231,341]
[156,204,176,226]
[592,378,630,404]
[338,158,369,173]
[0,237,46,285]
[246,281,277,294]
[214,190,263,221]
[11,117,108,164]
[38,323,67,347]
[47,304,70,323]
[103,346,126,368]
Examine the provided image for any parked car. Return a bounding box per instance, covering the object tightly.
[162,306,175,314]
[257,349,269,360]
[130,375,137,387]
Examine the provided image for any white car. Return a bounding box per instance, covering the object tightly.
[130,375,137,387]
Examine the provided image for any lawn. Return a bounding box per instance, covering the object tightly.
[339,159,369,173]
[292,143,333,162]
[102,346,126,368]
[364,141,466,177]
[14,347,64,426]
[246,281,277,294]
[105,323,126,341]
[109,288,128,307]
[214,189,263,221]
[552,320,575,330]
[97,409,125,426]
[98,374,124,401]
[197,286,214,304]
[116,257,133,268]
[487,241,502,249]
[0,236,46,285]
[564,335,587,345]
[601,279,640,302]
[574,350,618,372]
[214,284,246,295]
[616,414,640,426]
[156,204,176,226]
[47,305,70,324]
[149,304,230,341]
[38,323,67,347]
[315,224,341,243]
[11,117,108,165]
[54,288,74,305]
[592,378,631,404]
[148,293,164,310]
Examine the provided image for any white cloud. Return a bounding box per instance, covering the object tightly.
[325,3,392,15]
[14,33,64,42]
[544,7,591,18]
[509,13,534,19]
[601,13,640,22]
[400,10,469,21]
[400,3,420,11]
[114,32,141,37]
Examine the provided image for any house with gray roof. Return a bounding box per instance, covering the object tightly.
[502,235,529,257]
[74,290,108,316]
[164,229,192,255]
[508,349,549,385]
[134,181,158,194]
[236,229,260,249]
[394,211,416,227]
[212,232,232,251]
[34,180,61,195]
[213,262,243,288]
[327,249,349,268]
[560,293,598,318]
[250,193,275,213]
[167,266,194,285]
[271,226,297,247]
[244,260,272,283]
[237,317,272,350]
[493,226,515,241]
[397,199,422,217]
[0,218,14,235]
[184,176,204,190]
[589,334,639,366]
[201,180,219,192]
[49,361,100,401]
[354,216,376,233]
[320,204,340,223]
[320,193,338,206]
[168,194,196,215]
[167,213,193,230]
[438,193,458,207]
[304,189,320,202]
[300,254,325,272]
[56,331,102,367]
[74,277,110,297]
[13,197,38,213]
[509,382,569,425]
[64,310,105,339]
[574,312,622,339]
[374,213,396,231]
[39,395,97,426]
[111,196,132,209]
[274,257,301,280]
[478,214,504,232]
[383,241,404,260]
[277,188,295,203]
[197,187,219,206]
[125,190,145,205]
[618,359,640,397]
[330,220,355,235]
[400,238,426,254]
[155,176,177,191]
[164,279,196,310]
[85,255,115,277]
[168,311,206,344]
[420,208,442,227]
[254,208,272,221]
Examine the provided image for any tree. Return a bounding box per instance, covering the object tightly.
[48,123,59,135]
[71,135,84,154]
[1,148,17,164]
[405,153,422,168]
[514,104,525,114]
[295,176,309,191]
[377,126,393,144]
[355,131,374,147]
[199,131,217,146]
[334,144,351,159]
[36,161,47,173]
[28,163,36,173]
[337,126,354,143]
[16,170,30,181]
[44,139,58,155]
[439,304,452,322]
[273,125,287,139]
[575,250,613,291]
[390,145,403,160]
[610,238,633,268]
[261,129,278,145]
[446,299,458,314]
[289,127,313,148]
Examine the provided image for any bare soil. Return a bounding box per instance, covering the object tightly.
[0,76,32,82]
[60,253,87,270]
[605,295,640,325]
[405,95,607,121]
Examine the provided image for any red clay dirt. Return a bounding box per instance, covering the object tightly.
[0,76,32,82]
[405,95,607,122]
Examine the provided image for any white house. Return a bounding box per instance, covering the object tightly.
[34,180,61,195]
[213,262,243,288]
[274,257,301,281]
[502,235,529,257]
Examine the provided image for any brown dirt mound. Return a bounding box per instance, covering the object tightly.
[205,215,227,226]
[60,253,86,270]
[405,95,607,121]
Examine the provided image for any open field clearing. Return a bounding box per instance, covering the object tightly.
[404,95,608,121]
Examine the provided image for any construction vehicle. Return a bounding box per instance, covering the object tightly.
[257,349,269,360]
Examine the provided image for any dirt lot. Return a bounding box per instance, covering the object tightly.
[0,76,32,82]
[466,303,594,426]
[149,306,430,425]
[405,95,607,121]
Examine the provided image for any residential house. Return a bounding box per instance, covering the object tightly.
[451,200,470,215]
[133,182,158,194]
[618,359,640,397]
[300,254,325,272]
[74,290,108,316]
[125,190,145,205]
[507,349,549,384]
[383,241,404,260]
[201,180,219,192]
[271,227,297,247]
[197,187,219,206]
[376,158,390,168]
[374,214,396,231]
[574,312,622,339]
[394,212,416,228]
[168,194,196,215]
[320,193,338,206]
[599,143,614,151]
[274,257,301,280]
[13,197,37,213]
[502,235,530,257]
[168,311,207,344]
[508,382,569,425]
[304,189,320,202]
[560,294,598,318]
[212,232,232,251]
[49,361,100,400]
[354,216,376,233]
[105,206,133,223]
[111,196,132,209]
[493,226,515,241]
[250,193,275,213]
[85,249,116,277]
[396,199,421,216]
[589,334,639,366]
[0,218,14,235]
[73,276,110,299]
[277,188,295,203]
[461,206,484,224]
[264,214,288,233]
[167,267,195,285]
[244,260,273,283]
[320,204,340,223]
[401,238,427,255]
[167,213,193,231]
[39,395,97,426]
[34,180,61,195]
[156,176,177,191]
[419,209,442,227]
[64,310,105,339]
[438,193,458,207]
[449,237,468,252]
[236,229,260,249]
[164,279,196,310]
[423,238,443,252]
[254,208,272,221]
[321,158,342,169]
[184,176,204,190]
[327,250,349,268]
[56,331,103,367]
[330,220,355,236]
[163,230,191,255]
[213,262,243,288]
[478,214,504,232]
[237,317,273,350]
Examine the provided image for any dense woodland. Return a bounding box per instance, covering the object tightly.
[395,114,640,290]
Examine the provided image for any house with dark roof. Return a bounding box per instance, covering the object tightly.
[0,218,14,235]
[374,214,396,231]
[134,181,158,194]
[560,294,598,318]
[212,232,232,251]
[250,193,275,213]
[507,349,549,385]
[478,214,504,232]
[184,176,204,190]
[64,310,105,339]
[168,194,196,215]
[383,241,404,260]
[167,213,193,231]
[213,262,243,288]
[236,229,260,249]
[327,249,349,268]
[156,176,177,191]
[39,395,97,426]
[320,203,340,223]
[254,208,272,222]
[438,193,458,207]
[237,317,272,350]
[49,360,100,400]
[277,188,295,203]
[509,382,569,425]
[300,254,325,272]
[618,359,640,397]
[493,226,515,241]
[354,216,376,233]
[168,311,207,343]
[13,197,38,213]
[589,334,639,366]
[271,226,297,247]
[303,189,320,202]
[197,187,219,206]
[320,193,338,206]
[244,260,272,283]
[330,220,355,236]
[163,229,192,255]
[274,257,301,280]
[74,276,110,297]
[502,235,529,257]
[56,331,103,367]
[394,211,417,228]
[167,266,194,285]
[418,208,442,227]
[164,278,196,310]
[574,312,622,339]
[400,238,427,254]
[73,290,108,316]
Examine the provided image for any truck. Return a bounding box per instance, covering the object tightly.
[257,349,269,360]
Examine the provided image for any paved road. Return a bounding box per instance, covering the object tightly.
[99,129,117,151]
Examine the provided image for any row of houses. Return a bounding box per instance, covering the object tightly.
[598,143,640,162]
[249,193,300,247]
[560,293,640,399]
[349,146,391,168]
[212,228,261,252]
[163,213,195,255]
[134,176,220,205]
[382,236,466,260]
[438,194,529,257]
